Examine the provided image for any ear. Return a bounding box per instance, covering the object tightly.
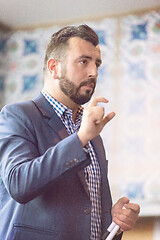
[47,58,60,79]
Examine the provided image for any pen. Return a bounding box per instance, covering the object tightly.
[105,223,120,240]
[102,222,119,240]
[102,206,125,240]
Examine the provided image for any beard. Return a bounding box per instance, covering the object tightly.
[59,74,96,105]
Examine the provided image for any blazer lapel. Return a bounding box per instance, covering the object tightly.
[77,169,90,197]
[92,136,113,231]
[77,136,109,200]
[77,136,107,199]
[91,136,107,176]
[33,93,90,197]
[33,93,69,140]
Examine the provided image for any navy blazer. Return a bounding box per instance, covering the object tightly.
[0,93,122,240]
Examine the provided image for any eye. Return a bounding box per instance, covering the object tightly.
[96,61,102,69]
[80,59,87,65]
[96,63,100,69]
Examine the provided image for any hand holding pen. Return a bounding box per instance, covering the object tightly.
[102,197,140,240]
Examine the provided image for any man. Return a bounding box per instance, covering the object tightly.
[0,25,140,240]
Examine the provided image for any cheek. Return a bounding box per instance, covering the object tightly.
[65,62,88,83]
[68,70,85,84]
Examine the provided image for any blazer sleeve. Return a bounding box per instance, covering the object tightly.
[0,103,91,204]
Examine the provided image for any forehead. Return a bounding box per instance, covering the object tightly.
[67,37,101,59]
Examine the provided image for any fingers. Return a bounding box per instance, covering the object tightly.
[113,207,139,232]
[95,110,115,125]
[78,96,115,145]
[88,97,115,126]
[112,198,140,232]
[112,197,130,211]
[113,213,136,232]
[114,197,140,217]
[88,97,108,107]
[102,112,115,125]
[124,202,140,214]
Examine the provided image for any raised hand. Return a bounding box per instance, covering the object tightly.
[77,97,115,147]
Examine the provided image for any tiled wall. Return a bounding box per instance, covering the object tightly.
[0,10,160,217]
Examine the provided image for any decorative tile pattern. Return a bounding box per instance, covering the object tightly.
[0,11,160,211]
[115,11,160,204]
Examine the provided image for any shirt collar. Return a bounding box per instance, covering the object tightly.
[41,90,83,120]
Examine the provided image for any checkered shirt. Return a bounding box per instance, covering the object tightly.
[41,90,102,240]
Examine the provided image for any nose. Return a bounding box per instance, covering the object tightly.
[88,63,98,78]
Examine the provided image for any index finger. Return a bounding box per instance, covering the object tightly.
[88,97,109,107]
[124,203,140,214]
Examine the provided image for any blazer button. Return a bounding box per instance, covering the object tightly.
[66,162,69,167]
[74,158,79,163]
[84,209,90,214]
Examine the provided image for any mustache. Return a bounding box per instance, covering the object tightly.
[79,78,96,88]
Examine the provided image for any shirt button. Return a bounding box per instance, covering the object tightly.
[84,209,90,214]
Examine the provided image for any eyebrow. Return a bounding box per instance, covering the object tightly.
[77,55,102,66]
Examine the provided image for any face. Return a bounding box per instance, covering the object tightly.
[58,37,102,105]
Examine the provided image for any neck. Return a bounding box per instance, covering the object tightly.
[43,88,79,123]
[43,76,81,122]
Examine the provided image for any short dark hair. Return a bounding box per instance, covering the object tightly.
[43,24,99,73]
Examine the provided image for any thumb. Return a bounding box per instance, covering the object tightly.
[112,197,130,218]
[102,112,115,126]
[116,197,130,208]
